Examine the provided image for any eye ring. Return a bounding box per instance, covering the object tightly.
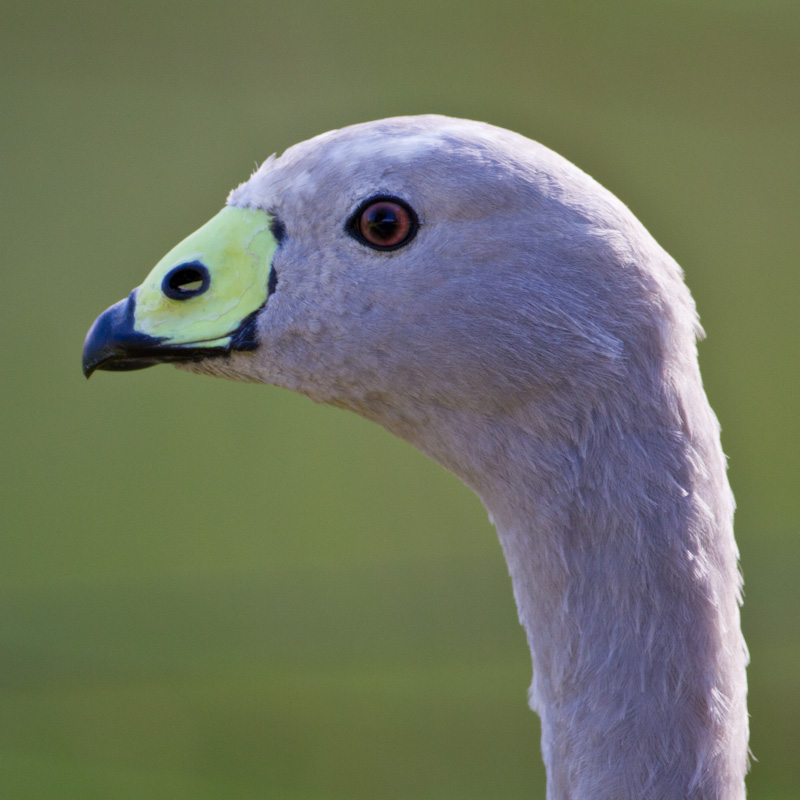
[162,262,211,301]
[348,195,419,251]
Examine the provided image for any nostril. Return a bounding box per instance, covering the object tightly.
[162,262,211,300]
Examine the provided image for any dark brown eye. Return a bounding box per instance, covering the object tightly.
[350,197,418,250]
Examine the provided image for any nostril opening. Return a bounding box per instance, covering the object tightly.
[162,262,211,300]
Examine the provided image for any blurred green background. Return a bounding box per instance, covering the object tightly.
[2,1,798,797]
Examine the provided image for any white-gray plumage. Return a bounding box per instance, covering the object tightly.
[84,115,749,799]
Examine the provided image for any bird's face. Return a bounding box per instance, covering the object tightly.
[84,116,647,437]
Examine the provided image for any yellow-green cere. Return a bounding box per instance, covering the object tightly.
[134,205,277,347]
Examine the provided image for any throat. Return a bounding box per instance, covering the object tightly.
[479,422,748,800]
[394,400,748,800]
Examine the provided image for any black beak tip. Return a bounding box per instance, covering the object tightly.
[81,294,164,377]
[82,301,121,377]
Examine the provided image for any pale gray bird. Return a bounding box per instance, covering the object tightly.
[82,115,749,800]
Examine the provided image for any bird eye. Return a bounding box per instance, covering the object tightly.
[350,197,418,250]
[162,262,211,300]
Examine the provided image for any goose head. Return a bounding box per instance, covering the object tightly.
[83,115,695,480]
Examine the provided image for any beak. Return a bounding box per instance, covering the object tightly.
[81,292,242,377]
[82,205,278,378]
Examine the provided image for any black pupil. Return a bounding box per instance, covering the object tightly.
[364,204,401,241]
[350,197,417,251]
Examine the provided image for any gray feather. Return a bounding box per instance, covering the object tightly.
[191,115,748,799]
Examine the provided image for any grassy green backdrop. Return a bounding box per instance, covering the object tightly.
[2,1,798,797]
